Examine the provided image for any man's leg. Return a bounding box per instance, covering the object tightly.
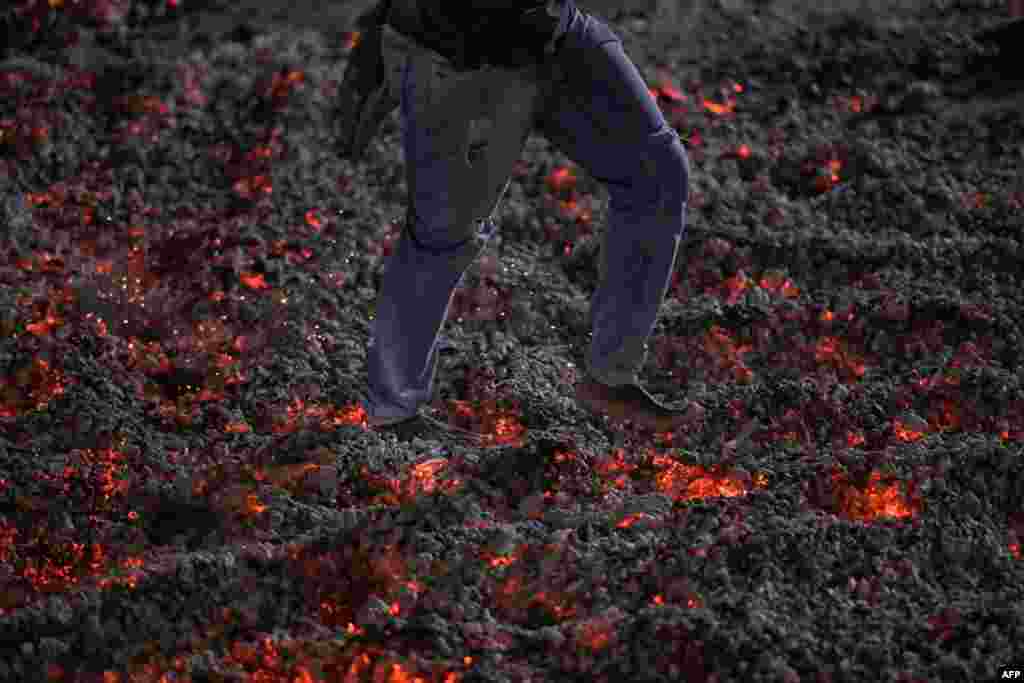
[363,45,542,424]
[535,9,690,390]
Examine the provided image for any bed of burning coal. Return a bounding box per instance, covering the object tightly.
[1,0,1024,681]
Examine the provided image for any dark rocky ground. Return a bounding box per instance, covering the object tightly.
[2,0,1024,681]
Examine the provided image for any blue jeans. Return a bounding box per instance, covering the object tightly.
[364,7,691,422]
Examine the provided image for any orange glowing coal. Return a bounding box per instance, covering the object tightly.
[445,398,527,448]
[481,541,527,570]
[721,271,749,305]
[529,590,576,621]
[893,418,927,443]
[365,458,464,503]
[593,448,639,490]
[702,325,755,384]
[493,573,578,623]
[239,271,270,289]
[575,619,614,651]
[487,555,516,569]
[304,209,323,230]
[553,195,594,227]
[0,357,72,418]
[595,448,635,474]
[831,468,920,522]
[816,337,840,361]
[814,159,844,193]
[408,458,451,493]
[268,70,305,97]
[546,165,577,194]
[120,94,168,116]
[814,335,867,380]
[340,27,362,47]
[758,271,801,299]
[649,454,749,501]
[702,99,735,115]
[836,94,878,113]
[233,175,273,200]
[616,512,653,528]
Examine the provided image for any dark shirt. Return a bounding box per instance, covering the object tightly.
[397,0,575,70]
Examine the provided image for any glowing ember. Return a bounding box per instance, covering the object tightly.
[233,175,273,199]
[813,335,867,380]
[409,458,450,495]
[573,607,625,652]
[546,165,576,194]
[575,619,614,651]
[816,337,839,360]
[831,469,920,521]
[703,99,735,115]
[806,152,845,193]
[487,555,516,568]
[722,271,749,304]
[355,457,465,504]
[835,94,878,113]
[649,455,749,501]
[0,358,73,417]
[302,209,322,230]
[616,512,652,528]
[893,418,927,443]
[759,271,801,299]
[444,398,527,447]
[701,325,755,384]
[342,31,361,50]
